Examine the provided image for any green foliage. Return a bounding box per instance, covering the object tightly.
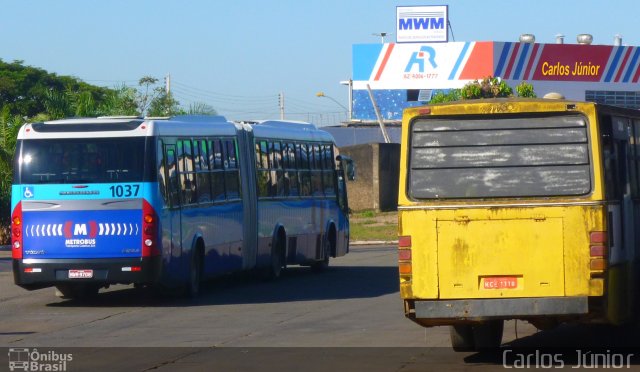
[516,81,536,98]
[98,84,139,116]
[359,210,375,218]
[429,90,461,104]
[148,91,185,117]
[460,76,513,99]
[0,108,23,231]
[0,59,112,118]
[429,77,532,104]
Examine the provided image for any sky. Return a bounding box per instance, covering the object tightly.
[1,0,638,125]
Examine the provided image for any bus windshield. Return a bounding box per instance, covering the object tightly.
[409,113,592,199]
[15,137,152,184]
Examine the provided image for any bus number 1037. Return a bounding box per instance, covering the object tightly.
[109,184,140,198]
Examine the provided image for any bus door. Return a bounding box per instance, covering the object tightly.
[604,116,635,321]
[335,155,354,256]
[163,144,183,278]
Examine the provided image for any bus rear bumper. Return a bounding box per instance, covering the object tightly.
[409,297,589,322]
[13,257,162,290]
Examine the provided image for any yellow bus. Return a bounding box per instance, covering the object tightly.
[397,98,640,350]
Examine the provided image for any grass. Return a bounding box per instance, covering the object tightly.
[349,210,398,242]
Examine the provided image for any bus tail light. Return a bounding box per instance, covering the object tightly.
[589,231,607,272]
[142,200,160,257]
[398,235,412,275]
[11,202,23,259]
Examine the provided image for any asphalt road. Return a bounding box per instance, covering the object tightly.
[0,246,639,371]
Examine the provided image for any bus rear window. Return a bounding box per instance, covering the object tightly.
[15,137,153,184]
[408,113,592,199]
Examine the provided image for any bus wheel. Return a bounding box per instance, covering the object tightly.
[472,320,504,350]
[266,239,285,280]
[186,249,202,298]
[54,284,99,300]
[450,325,475,351]
[311,234,331,272]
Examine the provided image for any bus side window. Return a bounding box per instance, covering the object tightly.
[285,142,299,197]
[225,139,241,200]
[165,147,180,208]
[601,116,621,200]
[210,139,226,202]
[311,143,324,197]
[257,140,271,198]
[157,140,167,204]
[194,139,212,203]
[298,143,311,197]
[323,144,336,196]
[178,139,197,205]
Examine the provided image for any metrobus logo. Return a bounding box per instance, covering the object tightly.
[396,5,448,43]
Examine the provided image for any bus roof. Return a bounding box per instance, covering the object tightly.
[17,116,336,144]
[249,120,335,143]
[403,97,640,118]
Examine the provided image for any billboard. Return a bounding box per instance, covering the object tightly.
[352,42,494,89]
[396,5,448,43]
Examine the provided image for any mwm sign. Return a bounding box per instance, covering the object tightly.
[397,5,448,43]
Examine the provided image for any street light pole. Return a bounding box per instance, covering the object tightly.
[316,92,350,124]
[316,92,348,111]
[340,79,353,122]
[372,32,392,43]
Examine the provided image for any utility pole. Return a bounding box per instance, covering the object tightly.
[279,92,285,119]
[366,84,391,143]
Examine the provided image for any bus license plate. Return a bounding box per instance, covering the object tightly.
[483,276,517,289]
[69,269,93,279]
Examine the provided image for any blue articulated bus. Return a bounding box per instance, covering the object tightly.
[11,116,352,298]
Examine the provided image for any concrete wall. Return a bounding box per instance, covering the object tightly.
[339,143,400,212]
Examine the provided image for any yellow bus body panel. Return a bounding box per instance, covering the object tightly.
[398,99,607,307]
[400,205,604,300]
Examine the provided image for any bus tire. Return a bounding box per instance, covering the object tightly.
[185,246,203,298]
[472,320,504,350]
[311,233,331,272]
[266,237,285,280]
[54,283,99,300]
[450,325,475,351]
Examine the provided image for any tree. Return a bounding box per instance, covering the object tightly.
[148,91,184,117]
[135,76,161,115]
[97,84,139,116]
[187,102,218,116]
[0,59,112,118]
[0,108,23,241]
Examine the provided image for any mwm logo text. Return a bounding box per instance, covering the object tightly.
[398,12,445,31]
